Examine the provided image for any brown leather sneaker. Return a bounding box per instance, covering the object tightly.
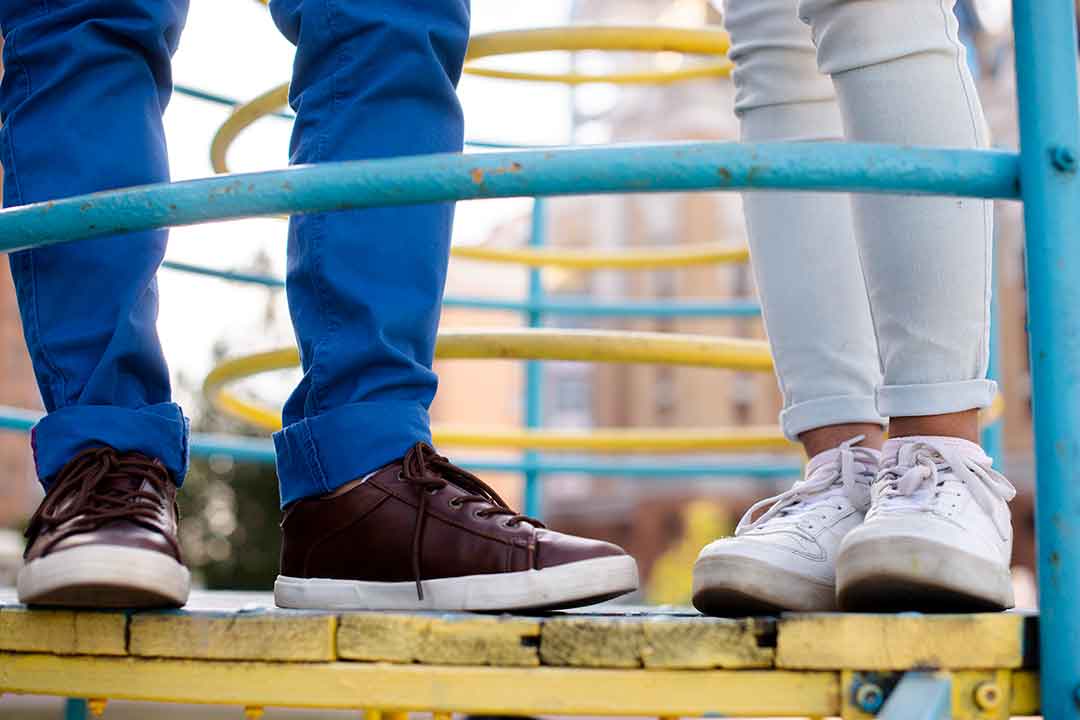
[18,447,190,608]
[275,443,639,610]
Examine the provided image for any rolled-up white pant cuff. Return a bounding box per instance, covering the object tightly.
[780,394,887,440]
[876,379,998,418]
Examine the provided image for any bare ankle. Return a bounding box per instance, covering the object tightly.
[889,410,980,443]
[798,423,886,459]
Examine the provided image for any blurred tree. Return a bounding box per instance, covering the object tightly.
[176,249,284,591]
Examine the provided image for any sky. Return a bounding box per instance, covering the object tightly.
[159,0,574,409]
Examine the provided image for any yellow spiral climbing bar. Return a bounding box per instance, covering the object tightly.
[451,242,750,269]
[435,424,794,453]
[203,328,1005,449]
[209,27,744,270]
[204,329,778,447]
[462,26,732,85]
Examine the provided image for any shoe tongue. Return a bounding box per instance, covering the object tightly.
[882,435,986,466]
[804,442,880,476]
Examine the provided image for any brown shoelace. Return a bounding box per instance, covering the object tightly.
[398,442,543,600]
[25,446,180,557]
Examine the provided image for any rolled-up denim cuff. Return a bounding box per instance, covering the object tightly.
[779,394,887,440]
[31,403,190,488]
[876,379,997,418]
[274,400,432,508]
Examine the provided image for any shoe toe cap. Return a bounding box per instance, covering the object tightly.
[533,528,629,570]
[45,521,180,562]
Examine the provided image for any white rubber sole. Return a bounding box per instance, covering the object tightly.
[17,545,191,608]
[837,535,1014,612]
[692,553,836,616]
[275,554,639,611]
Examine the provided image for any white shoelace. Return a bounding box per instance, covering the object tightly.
[735,436,879,536]
[872,438,1016,538]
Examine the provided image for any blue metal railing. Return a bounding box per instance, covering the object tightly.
[1013,2,1080,717]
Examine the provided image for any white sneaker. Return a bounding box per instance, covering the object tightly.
[836,436,1015,612]
[692,437,879,615]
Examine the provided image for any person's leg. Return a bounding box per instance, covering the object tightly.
[267,0,638,611]
[722,0,886,454]
[267,0,465,507]
[1,0,191,607]
[692,0,883,616]
[798,0,1014,611]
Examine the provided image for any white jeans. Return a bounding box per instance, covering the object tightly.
[723,0,997,438]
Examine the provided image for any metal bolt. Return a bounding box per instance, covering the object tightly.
[1051,145,1078,173]
[974,682,1001,711]
[854,682,885,714]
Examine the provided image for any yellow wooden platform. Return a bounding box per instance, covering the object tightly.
[0,590,1039,718]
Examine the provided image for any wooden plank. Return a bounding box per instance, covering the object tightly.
[337,613,540,666]
[539,616,773,669]
[0,606,126,656]
[129,609,336,661]
[0,653,841,717]
[777,613,1026,670]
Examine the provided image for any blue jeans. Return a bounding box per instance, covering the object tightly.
[0,0,469,506]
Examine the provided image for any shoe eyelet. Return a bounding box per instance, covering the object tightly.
[425,487,439,496]
[473,509,488,520]
[502,519,518,529]
[448,497,463,509]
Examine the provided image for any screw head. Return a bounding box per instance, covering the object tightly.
[855,683,885,714]
[87,698,108,718]
[1051,145,1078,173]
[974,682,1001,711]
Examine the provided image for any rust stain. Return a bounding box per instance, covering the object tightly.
[472,163,522,185]
[717,167,732,182]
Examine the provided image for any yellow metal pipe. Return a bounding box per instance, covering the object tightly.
[203,330,776,435]
[466,26,729,56]
[210,83,290,175]
[463,26,731,86]
[431,329,772,368]
[451,243,749,269]
[461,64,732,86]
[434,424,795,453]
[1,653,842,717]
